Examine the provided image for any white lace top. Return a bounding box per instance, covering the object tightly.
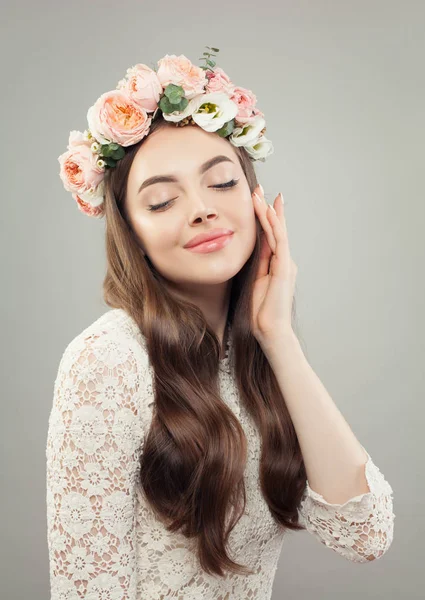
[46,308,395,600]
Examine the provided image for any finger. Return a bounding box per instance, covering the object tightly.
[266,198,291,274]
[257,231,273,279]
[274,191,285,223]
[253,188,277,253]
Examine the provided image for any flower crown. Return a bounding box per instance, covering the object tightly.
[58,47,274,218]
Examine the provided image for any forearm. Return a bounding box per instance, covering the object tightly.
[261,332,370,504]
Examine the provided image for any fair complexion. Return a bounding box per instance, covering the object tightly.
[125,124,257,356]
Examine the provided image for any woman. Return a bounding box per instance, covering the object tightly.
[46,50,395,599]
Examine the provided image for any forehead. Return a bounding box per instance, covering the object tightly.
[128,124,239,183]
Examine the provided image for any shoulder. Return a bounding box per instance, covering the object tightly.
[54,308,154,424]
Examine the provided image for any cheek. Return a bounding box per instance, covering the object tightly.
[133,216,182,251]
[236,193,257,229]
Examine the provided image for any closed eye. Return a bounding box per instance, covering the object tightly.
[147,178,240,212]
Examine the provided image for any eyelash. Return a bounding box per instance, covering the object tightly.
[147,179,240,212]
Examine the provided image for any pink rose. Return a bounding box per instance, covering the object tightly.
[236,105,265,125]
[58,130,104,195]
[230,86,262,125]
[205,67,235,95]
[156,54,207,99]
[118,63,163,113]
[87,89,152,147]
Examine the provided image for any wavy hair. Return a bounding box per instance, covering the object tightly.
[102,116,307,577]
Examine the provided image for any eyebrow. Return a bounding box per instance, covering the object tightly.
[137,155,235,194]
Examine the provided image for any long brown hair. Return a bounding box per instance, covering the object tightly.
[102,116,307,577]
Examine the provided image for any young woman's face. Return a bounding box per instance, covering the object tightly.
[125,124,257,290]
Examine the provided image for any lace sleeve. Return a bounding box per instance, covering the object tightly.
[46,331,145,599]
[297,445,395,563]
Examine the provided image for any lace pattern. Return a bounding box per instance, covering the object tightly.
[298,445,395,562]
[46,308,395,599]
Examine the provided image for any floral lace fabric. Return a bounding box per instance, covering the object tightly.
[46,309,395,599]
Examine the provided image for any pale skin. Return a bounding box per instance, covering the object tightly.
[126,123,371,509]
[125,123,258,357]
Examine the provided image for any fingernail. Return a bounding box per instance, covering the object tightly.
[259,183,264,195]
[253,192,263,203]
[279,192,284,205]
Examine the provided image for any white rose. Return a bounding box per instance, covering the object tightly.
[163,92,238,133]
[243,134,274,162]
[229,115,266,147]
[191,92,239,132]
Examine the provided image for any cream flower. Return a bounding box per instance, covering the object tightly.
[243,134,274,162]
[163,92,238,133]
[229,114,266,147]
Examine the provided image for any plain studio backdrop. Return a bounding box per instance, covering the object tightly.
[1,1,423,598]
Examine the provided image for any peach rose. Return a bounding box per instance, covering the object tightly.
[156,54,207,99]
[230,86,262,125]
[205,67,235,95]
[86,89,152,147]
[73,193,104,218]
[117,63,163,113]
[58,130,104,195]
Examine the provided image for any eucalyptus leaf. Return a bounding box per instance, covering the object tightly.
[159,96,174,113]
[168,92,182,104]
[102,156,117,168]
[111,146,125,160]
[100,144,111,156]
[164,83,184,98]
[216,119,235,137]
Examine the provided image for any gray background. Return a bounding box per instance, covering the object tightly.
[1,0,423,598]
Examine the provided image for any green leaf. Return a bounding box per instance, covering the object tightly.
[168,93,182,104]
[102,156,118,168]
[100,143,124,159]
[110,146,125,160]
[211,47,220,52]
[216,119,235,137]
[159,96,174,113]
[164,83,184,99]
[206,59,216,67]
[159,95,188,114]
[101,145,114,158]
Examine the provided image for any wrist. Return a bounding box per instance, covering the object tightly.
[257,328,299,353]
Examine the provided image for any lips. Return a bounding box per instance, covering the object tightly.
[184,228,234,249]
